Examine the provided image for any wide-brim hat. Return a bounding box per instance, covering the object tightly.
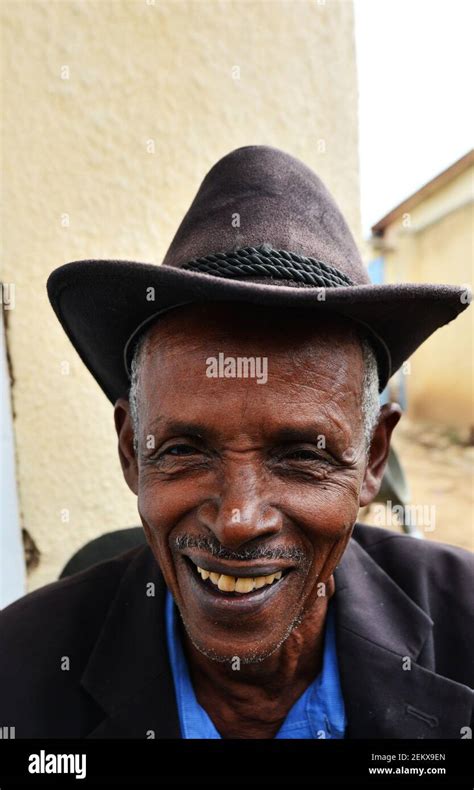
[47,145,470,404]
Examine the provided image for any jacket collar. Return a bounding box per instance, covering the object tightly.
[333,538,473,737]
[81,545,180,738]
[81,536,473,738]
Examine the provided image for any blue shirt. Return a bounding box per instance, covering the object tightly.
[165,589,346,738]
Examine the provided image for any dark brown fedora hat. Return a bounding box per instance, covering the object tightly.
[47,145,471,404]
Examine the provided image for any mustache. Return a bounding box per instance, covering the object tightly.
[174,534,306,563]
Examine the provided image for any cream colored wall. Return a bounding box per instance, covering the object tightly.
[1,0,362,592]
[383,166,473,427]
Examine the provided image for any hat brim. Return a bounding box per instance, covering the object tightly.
[47,259,469,404]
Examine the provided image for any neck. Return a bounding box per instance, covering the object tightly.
[181,576,335,738]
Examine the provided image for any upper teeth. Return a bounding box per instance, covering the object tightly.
[196,567,282,593]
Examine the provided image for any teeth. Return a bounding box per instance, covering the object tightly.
[196,566,283,594]
[217,574,235,592]
[235,577,255,593]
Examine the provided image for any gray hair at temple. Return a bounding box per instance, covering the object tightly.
[128,326,380,456]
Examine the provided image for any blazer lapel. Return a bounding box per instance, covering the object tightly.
[80,545,181,738]
[334,539,473,738]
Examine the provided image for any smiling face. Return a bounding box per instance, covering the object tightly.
[115,303,400,664]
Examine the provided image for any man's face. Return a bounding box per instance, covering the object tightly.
[118,304,393,664]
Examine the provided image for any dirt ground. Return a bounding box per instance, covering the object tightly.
[359,417,474,552]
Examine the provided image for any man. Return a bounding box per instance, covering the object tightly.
[0,145,472,738]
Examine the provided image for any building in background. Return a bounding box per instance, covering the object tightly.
[367,150,474,436]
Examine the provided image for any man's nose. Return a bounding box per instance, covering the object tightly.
[197,465,282,550]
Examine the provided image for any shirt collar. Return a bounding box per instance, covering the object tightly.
[165,588,346,739]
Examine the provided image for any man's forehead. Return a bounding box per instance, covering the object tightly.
[141,302,364,361]
[135,304,365,422]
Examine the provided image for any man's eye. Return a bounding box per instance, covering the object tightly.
[164,444,199,456]
[284,449,325,462]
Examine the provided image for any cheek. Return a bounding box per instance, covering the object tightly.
[137,482,178,571]
[281,474,361,596]
[137,474,190,532]
[138,467,212,523]
[138,484,165,528]
[283,471,363,539]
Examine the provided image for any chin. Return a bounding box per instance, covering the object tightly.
[180,610,303,666]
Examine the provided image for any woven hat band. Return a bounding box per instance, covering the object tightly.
[181,245,355,289]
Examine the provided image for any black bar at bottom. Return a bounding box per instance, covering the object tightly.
[0,738,471,787]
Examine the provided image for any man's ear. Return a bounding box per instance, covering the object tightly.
[359,402,402,507]
[114,397,139,495]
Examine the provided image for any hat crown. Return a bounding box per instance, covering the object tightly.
[162,145,370,286]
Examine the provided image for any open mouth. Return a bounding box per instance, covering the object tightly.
[183,555,291,599]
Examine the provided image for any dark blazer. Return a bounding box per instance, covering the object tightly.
[1,524,472,739]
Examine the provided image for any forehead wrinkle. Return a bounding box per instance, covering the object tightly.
[138,307,365,425]
[143,306,361,362]
[142,305,365,377]
[141,342,363,437]
[145,342,362,389]
[260,354,363,414]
